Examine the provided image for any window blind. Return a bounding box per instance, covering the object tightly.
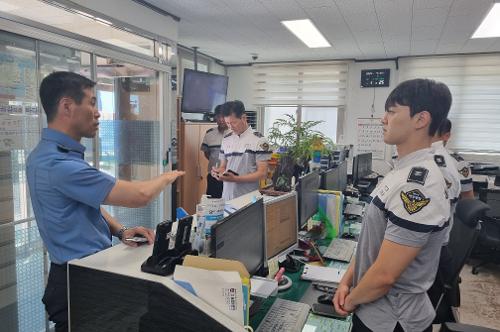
[399,55,500,153]
[253,62,349,107]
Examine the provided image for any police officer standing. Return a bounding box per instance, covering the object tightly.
[211,100,271,201]
[436,119,474,199]
[333,79,451,332]
[26,72,184,332]
[200,104,230,198]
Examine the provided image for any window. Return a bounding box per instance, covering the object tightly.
[255,62,347,142]
[399,55,500,153]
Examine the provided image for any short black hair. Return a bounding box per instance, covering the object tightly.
[214,104,224,116]
[385,78,452,136]
[222,100,245,118]
[39,71,96,122]
[437,118,452,136]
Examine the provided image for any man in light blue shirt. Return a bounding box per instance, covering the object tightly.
[27,71,184,332]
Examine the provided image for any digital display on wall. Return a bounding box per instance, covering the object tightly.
[360,69,390,87]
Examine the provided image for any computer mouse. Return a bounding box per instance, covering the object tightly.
[341,233,355,240]
[317,293,335,305]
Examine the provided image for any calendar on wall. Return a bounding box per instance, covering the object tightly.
[356,118,386,159]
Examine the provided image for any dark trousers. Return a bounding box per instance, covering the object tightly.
[206,173,223,198]
[42,263,68,332]
[352,314,432,332]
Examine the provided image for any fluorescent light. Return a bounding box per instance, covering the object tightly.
[281,19,331,48]
[472,3,500,38]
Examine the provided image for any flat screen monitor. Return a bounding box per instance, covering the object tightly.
[181,69,228,113]
[352,153,372,184]
[264,192,298,259]
[212,199,266,276]
[297,171,320,229]
[321,161,348,191]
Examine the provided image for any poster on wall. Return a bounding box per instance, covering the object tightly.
[356,117,385,159]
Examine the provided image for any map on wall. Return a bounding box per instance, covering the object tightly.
[356,117,386,159]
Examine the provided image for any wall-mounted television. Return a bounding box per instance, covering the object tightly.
[181,69,228,114]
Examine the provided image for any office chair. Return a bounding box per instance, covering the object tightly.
[471,188,500,274]
[430,199,489,324]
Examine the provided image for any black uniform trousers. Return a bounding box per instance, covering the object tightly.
[352,314,433,332]
[42,262,68,332]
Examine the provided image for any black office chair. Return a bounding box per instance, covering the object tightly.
[471,188,500,274]
[430,199,489,324]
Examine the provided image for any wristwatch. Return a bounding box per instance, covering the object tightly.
[116,226,128,240]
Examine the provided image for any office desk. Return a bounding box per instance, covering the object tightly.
[68,244,245,332]
[68,191,358,332]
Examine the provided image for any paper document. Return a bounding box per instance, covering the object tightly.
[301,265,345,284]
[250,276,278,298]
[173,265,245,326]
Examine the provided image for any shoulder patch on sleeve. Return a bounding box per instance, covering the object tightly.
[260,142,270,151]
[407,167,428,185]
[434,155,446,167]
[400,189,431,215]
[459,166,470,178]
[224,132,233,138]
[451,153,464,162]
[253,131,263,138]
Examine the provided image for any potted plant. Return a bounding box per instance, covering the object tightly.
[267,114,334,191]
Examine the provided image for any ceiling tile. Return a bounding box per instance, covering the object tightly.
[140,0,500,63]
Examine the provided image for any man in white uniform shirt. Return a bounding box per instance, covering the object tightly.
[211,100,271,201]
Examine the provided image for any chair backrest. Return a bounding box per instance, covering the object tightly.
[479,188,500,218]
[445,199,490,286]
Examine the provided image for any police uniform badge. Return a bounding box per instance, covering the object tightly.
[434,155,446,167]
[407,167,428,185]
[459,166,470,178]
[400,189,431,214]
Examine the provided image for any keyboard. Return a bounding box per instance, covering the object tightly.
[323,238,356,262]
[256,298,310,332]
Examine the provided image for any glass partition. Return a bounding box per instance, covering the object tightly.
[96,56,162,235]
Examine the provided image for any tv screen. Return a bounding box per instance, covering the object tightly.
[181,69,228,114]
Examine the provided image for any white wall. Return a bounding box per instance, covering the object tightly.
[343,61,398,174]
[226,66,253,109]
[62,0,178,42]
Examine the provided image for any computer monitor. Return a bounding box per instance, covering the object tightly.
[321,161,348,191]
[264,192,298,259]
[211,198,266,276]
[181,69,228,114]
[297,170,320,229]
[352,152,372,184]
